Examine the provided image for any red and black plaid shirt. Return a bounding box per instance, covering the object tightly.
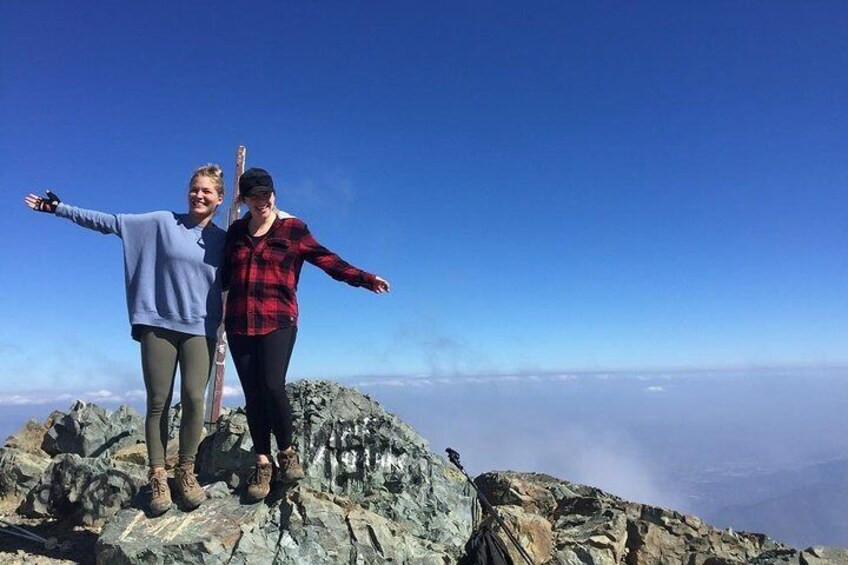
[222,216,376,336]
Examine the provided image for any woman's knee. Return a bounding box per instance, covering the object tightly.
[146,394,171,416]
[180,390,205,414]
[265,379,288,402]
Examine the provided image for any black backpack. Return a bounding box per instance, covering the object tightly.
[458,528,515,565]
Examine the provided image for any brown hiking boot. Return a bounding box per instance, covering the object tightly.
[245,462,273,502]
[148,468,171,516]
[174,462,206,509]
[277,449,305,484]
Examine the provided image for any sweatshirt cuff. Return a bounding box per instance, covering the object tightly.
[361,272,378,290]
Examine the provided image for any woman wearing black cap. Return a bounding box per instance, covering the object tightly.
[222,167,390,502]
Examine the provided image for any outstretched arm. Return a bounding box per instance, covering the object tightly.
[302,227,390,294]
[25,190,122,236]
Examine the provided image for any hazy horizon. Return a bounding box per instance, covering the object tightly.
[4,368,848,548]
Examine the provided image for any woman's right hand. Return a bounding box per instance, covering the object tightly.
[25,191,62,213]
[372,276,391,294]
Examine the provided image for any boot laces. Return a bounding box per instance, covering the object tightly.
[179,466,199,489]
[151,473,167,496]
[280,451,297,469]
[249,463,271,485]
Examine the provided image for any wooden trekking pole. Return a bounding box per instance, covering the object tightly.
[205,145,246,427]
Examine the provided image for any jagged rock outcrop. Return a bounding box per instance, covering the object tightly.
[99,380,473,563]
[1,415,58,510]
[5,415,57,455]
[3,380,848,564]
[196,380,472,548]
[0,447,50,507]
[96,495,265,564]
[472,471,848,565]
[20,452,147,526]
[0,402,148,526]
[97,484,455,564]
[41,401,144,458]
[195,406,250,487]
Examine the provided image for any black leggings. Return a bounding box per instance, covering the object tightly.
[228,327,298,456]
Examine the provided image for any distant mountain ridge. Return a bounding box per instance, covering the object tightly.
[694,458,848,548]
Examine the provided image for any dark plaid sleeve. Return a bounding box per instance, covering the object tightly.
[300,224,376,290]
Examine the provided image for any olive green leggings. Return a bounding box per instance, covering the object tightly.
[139,326,214,468]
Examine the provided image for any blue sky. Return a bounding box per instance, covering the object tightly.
[1,1,847,401]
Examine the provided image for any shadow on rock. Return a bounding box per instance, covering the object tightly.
[0,518,98,565]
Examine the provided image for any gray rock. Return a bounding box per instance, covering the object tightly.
[42,401,144,458]
[0,447,50,506]
[98,484,456,565]
[205,481,233,500]
[751,549,804,564]
[288,380,472,547]
[196,407,254,488]
[20,452,147,526]
[232,487,454,564]
[96,496,267,565]
[167,402,183,440]
[197,380,473,550]
[799,547,848,565]
[749,547,848,565]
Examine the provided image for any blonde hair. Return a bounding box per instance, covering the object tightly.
[189,164,225,195]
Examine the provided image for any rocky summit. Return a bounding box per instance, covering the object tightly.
[0,380,846,564]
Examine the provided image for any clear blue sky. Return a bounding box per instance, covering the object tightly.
[1,1,847,400]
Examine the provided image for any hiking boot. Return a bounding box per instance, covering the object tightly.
[277,449,305,484]
[174,462,206,509]
[245,462,273,502]
[148,468,172,516]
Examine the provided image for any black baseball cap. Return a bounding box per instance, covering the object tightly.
[239,167,275,198]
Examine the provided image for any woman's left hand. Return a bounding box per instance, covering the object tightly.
[373,276,391,294]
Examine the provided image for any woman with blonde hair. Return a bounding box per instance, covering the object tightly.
[24,164,227,516]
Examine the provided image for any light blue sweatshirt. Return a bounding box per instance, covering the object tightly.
[55,203,226,339]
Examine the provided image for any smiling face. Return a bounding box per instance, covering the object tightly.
[187,175,224,223]
[243,190,276,222]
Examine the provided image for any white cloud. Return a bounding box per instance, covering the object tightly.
[0,388,143,406]
[222,385,243,398]
[354,372,584,388]
[358,379,408,387]
[85,389,120,400]
[554,373,577,381]
[0,394,45,406]
[645,385,666,393]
